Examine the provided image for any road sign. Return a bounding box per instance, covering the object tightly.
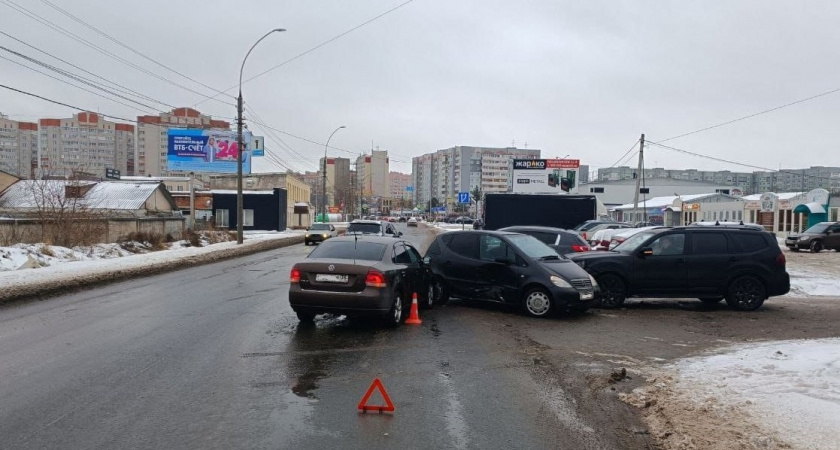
[458,192,470,204]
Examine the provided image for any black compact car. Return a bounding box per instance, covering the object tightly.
[568,226,790,311]
[424,230,600,318]
[289,236,433,326]
[346,219,402,237]
[785,222,840,253]
[499,226,590,254]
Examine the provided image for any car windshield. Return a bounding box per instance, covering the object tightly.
[347,223,381,234]
[803,223,831,234]
[614,231,661,252]
[309,224,330,231]
[506,234,562,260]
[308,241,386,261]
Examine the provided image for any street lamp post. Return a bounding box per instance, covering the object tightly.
[237,28,285,244]
[321,126,345,222]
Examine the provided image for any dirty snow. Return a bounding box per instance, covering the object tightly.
[672,338,840,449]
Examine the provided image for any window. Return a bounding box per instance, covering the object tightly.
[426,239,442,255]
[691,233,728,254]
[405,245,422,263]
[309,241,386,261]
[243,209,254,227]
[479,235,515,262]
[448,233,479,259]
[526,231,559,246]
[732,233,768,253]
[393,244,412,264]
[216,209,229,228]
[650,233,685,256]
[590,187,605,193]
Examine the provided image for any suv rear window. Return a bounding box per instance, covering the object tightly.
[308,241,386,261]
[347,223,381,234]
[731,233,770,253]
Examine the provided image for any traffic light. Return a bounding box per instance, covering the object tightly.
[560,177,570,192]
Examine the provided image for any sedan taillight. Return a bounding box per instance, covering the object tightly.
[571,244,589,252]
[365,269,387,288]
[290,267,301,283]
[599,240,610,249]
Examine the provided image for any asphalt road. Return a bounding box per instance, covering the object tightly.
[2,224,838,449]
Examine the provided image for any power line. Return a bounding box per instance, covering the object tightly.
[0,30,176,110]
[658,87,840,143]
[0,45,162,113]
[193,0,417,107]
[0,0,234,106]
[609,139,639,168]
[38,0,234,101]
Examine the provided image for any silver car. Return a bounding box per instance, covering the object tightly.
[305,223,337,245]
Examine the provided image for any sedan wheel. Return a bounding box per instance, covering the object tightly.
[597,274,627,308]
[522,288,553,318]
[811,241,823,253]
[383,291,404,327]
[725,276,766,311]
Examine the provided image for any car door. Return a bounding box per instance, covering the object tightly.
[392,243,419,296]
[827,224,840,249]
[634,232,689,295]
[475,234,521,303]
[440,233,481,297]
[686,231,732,295]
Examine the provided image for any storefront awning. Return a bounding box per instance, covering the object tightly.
[793,202,826,214]
[664,206,682,212]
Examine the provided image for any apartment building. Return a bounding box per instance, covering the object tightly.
[136,107,230,177]
[388,171,412,199]
[595,166,840,195]
[412,146,541,209]
[318,156,351,209]
[356,150,390,198]
[38,112,134,177]
[0,114,37,178]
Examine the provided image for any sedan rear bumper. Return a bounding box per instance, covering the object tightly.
[289,285,393,317]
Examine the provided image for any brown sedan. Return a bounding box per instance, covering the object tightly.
[289,236,433,326]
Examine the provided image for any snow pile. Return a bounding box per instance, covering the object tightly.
[787,268,840,297]
[673,338,840,450]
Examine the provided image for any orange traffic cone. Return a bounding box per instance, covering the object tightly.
[405,292,422,325]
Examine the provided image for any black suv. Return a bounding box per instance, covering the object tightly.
[424,230,599,318]
[567,226,789,311]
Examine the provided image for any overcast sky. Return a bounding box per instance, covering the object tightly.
[1,0,839,176]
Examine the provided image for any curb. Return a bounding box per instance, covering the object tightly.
[0,235,305,305]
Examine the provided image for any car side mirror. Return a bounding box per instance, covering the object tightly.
[423,256,431,264]
[639,248,654,258]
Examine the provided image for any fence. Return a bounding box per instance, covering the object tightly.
[0,217,185,246]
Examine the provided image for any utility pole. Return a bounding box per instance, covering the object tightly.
[236,92,244,243]
[632,134,645,224]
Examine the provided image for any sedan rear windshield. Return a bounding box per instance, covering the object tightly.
[347,223,381,234]
[308,241,387,261]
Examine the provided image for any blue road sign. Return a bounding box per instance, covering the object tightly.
[458,192,470,204]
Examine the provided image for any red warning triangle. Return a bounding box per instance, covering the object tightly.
[357,378,395,413]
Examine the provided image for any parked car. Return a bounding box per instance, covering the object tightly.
[424,230,600,318]
[407,217,418,227]
[346,220,402,237]
[289,236,433,325]
[580,222,632,241]
[588,228,620,251]
[398,216,407,223]
[472,219,485,230]
[573,219,616,235]
[568,226,790,311]
[498,226,590,254]
[304,223,337,246]
[455,216,475,225]
[609,226,670,250]
[785,222,840,253]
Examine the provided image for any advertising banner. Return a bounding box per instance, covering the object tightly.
[167,129,252,174]
[512,158,580,194]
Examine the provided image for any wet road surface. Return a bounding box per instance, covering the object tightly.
[1,223,838,449]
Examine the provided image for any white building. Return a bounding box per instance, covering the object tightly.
[582,178,741,208]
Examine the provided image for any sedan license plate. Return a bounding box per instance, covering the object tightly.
[580,291,594,300]
[315,274,349,283]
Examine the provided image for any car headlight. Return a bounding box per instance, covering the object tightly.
[322,234,329,238]
[550,275,572,288]
[798,235,808,240]
[588,274,598,288]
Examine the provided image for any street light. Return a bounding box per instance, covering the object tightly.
[321,126,346,222]
[237,28,285,244]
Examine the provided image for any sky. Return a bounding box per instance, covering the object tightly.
[1,0,839,176]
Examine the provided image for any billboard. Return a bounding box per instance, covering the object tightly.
[512,158,580,194]
[167,129,252,173]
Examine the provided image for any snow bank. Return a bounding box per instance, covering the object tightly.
[674,338,840,450]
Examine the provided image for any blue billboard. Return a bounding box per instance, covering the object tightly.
[167,129,252,174]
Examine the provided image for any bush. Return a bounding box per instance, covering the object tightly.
[120,231,168,251]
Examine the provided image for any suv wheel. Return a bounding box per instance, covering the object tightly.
[811,241,823,253]
[597,274,627,308]
[725,276,766,311]
[522,287,553,318]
